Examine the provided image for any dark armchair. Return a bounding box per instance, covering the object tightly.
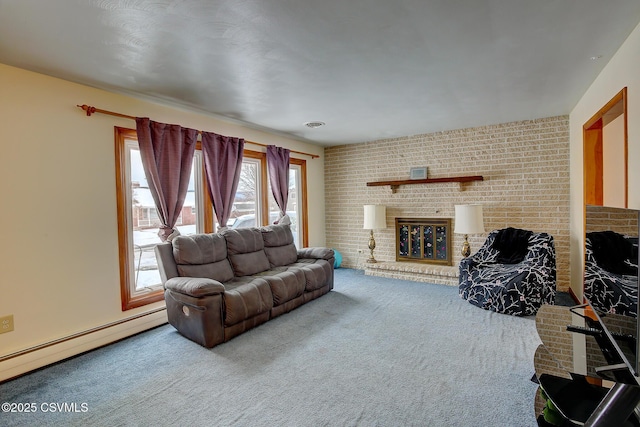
[459,228,556,316]
[584,231,638,317]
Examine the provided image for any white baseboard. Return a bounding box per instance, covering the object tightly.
[0,309,168,382]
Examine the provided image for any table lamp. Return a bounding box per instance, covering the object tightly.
[363,205,386,263]
[454,204,485,257]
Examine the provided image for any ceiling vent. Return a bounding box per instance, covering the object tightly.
[304,121,325,129]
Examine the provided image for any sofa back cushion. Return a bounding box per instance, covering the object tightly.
[222,228,271,276]
[261,224,298,267]
[172,234,234,282]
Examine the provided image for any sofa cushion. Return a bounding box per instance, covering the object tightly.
[222,228,271,276]
[222,277,274,326]
[288,259,331,291]
[172,234,234,282]
[254,268,306,306]
[261,224,298,267]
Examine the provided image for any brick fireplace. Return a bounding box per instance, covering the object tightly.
[363,217,458,287]
[325,115,570,291]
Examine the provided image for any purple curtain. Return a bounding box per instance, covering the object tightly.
[267,145,290,223]
[201,132,245,229]
[135,118,198,242]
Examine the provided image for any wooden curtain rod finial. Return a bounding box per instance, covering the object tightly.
[77,104,96,116]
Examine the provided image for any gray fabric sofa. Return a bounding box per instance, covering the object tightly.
[155,224,335,348]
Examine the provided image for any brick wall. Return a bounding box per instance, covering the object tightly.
[325,115,570,291]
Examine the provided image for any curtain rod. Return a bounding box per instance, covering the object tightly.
[76,104,320,159]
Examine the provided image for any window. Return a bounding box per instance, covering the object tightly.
[116,129,308,310]
[267,159,307,248]
[116,128,205,310]
[229,155,263,230]
[230,152,307,248]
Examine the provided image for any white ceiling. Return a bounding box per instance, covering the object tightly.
[1,1,640,146]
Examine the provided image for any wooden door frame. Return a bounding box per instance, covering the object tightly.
[580,87,628,302]
[583,87,628,208]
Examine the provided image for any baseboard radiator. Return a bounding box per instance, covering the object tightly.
[0,308,167,383]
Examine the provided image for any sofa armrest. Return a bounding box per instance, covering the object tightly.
[165,277,225,298]
[297,247,335,261]
[155,242,179,284]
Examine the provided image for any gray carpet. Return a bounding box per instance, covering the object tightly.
[1,269,541,427]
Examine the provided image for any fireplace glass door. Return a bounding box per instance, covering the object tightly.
[396,218,452,265]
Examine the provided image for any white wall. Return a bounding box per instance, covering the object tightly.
[0,64,325,380]
[569,21,640,298]
[603,114,626,207]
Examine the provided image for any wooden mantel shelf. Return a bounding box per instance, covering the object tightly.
[366,175,483,193]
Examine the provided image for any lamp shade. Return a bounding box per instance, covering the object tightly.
[363,205,386,230]
[454,204,485,235]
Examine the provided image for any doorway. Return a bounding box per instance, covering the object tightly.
[583,87,628,208]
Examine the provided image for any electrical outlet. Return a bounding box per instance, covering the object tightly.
[0,315,14,334]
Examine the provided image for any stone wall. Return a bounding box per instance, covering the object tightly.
[325,115,571,291]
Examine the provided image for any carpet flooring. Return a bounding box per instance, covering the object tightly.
[1,269,542,427]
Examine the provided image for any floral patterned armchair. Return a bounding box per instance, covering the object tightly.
[459,228,556,316]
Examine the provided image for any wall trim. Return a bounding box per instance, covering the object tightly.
[0,308,167,382]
